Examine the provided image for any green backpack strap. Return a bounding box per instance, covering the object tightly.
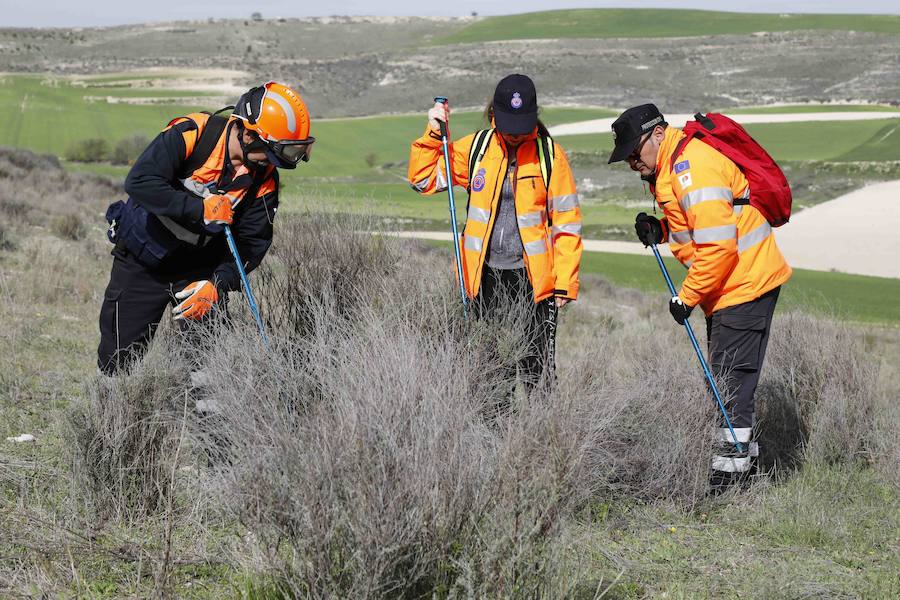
[467,128,494,191]
[536,133,555,191]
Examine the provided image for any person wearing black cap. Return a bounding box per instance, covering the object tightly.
[608,104,792,488]
[408,74,583,401]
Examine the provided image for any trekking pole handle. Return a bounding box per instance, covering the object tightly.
[433,96,449,138]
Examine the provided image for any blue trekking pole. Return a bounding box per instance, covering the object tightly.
[433,96,468,318]
[650,244,743,452]
[224,225,270,349]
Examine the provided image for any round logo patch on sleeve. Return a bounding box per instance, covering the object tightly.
[472,168,486,192]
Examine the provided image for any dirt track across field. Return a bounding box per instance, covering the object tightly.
[390,178,900,280]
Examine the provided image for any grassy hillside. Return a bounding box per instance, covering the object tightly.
[436,9,900,44]
[556,118,900,162]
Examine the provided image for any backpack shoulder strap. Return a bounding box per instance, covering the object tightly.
[467,128,494,188]
[536,133,555,190]
[179,111,230,178]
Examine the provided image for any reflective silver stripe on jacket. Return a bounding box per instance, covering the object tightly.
[552,222,582,237]
[468,206,490,224]
[711,455,752,473]
[692,224,737,244]
[464,235,483,252]
[412,177,430,192]
[670,230,692,245]
[435,169,448,192]
[737,222,772,253]
[680,186,734,212]
[549,193,579,213]
[524,238,548,256]
[517,210,543,228]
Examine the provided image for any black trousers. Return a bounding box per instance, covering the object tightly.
[97,247,224,375]
[474,267,558,399]
[706,286,781,430]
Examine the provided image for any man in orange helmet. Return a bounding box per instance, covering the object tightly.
[98,81,314,374]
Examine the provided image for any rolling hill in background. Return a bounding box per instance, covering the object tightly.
[1,9,898,117]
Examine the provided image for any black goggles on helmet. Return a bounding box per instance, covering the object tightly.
[243,131,316,169]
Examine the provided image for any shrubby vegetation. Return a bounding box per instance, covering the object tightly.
[0,147,897,597]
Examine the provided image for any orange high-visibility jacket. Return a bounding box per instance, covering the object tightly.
[654,127,792,315]
[408,126,583,302]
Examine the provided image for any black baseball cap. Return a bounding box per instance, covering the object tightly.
[492,74,538,135]
[608,103,666,164]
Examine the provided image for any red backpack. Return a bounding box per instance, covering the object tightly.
[670,113,792,226]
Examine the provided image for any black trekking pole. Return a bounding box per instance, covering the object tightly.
[650,244,743,452]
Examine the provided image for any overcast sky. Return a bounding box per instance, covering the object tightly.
[3,0,898,28]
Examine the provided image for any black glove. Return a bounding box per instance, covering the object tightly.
[669,296,694,325]
[634,212,664,247]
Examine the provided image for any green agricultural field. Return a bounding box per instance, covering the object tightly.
[728,104,900,114]
[578,251,900,325]
[436,9,900,44]
[555,118,900,163]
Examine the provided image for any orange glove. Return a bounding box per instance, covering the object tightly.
[172,280,219,321]
[203,194,233,226]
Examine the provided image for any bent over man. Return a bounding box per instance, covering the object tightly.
[98,82,315,374]
[407,74,583,398]
[609,104,791,487]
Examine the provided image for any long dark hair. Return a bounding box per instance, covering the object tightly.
[483,100,550,136]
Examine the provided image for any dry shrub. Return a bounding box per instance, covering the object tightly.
[51,213,86,241]
[757,311,886,472]
[65,349,189,521]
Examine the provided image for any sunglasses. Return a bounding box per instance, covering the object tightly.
[627,133,652,162]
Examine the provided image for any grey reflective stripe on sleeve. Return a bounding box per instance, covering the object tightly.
[549,193,579,213]
[670,230,692,245]
[733,205,744,216]
[435,169,447,192]
[552,222,582,237]
[737,222,772,253]
[468,206,490,224]
[680,186,734,212]
[464,235,483,252]
[517,210,543,228]
[412,177,430,192]
[692,224,737,244]
[683,259,693,269]
[738,187,750,199]
[524,238,548,256]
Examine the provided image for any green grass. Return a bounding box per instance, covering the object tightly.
[0,75,207,155]
[586,465,900,599]
[578,251,900,325]
[556,118,900,162]
[728,104,900,114]
[436,9,900,44]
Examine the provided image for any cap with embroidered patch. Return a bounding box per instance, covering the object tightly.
[492,74,538,135]
[609,103,666,164]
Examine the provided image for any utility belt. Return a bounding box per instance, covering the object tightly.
[105,193,218,270]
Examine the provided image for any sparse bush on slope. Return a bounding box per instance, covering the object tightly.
[58,211,896,597]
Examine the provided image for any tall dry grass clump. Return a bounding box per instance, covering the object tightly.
[57,209,895,597]
[757,311,886,472]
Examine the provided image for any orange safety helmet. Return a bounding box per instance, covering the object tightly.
[233,81,314,168]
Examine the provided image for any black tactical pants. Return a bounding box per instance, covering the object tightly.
[706,286,781,431]
[97,246,224,375]
[474,267,558,400]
